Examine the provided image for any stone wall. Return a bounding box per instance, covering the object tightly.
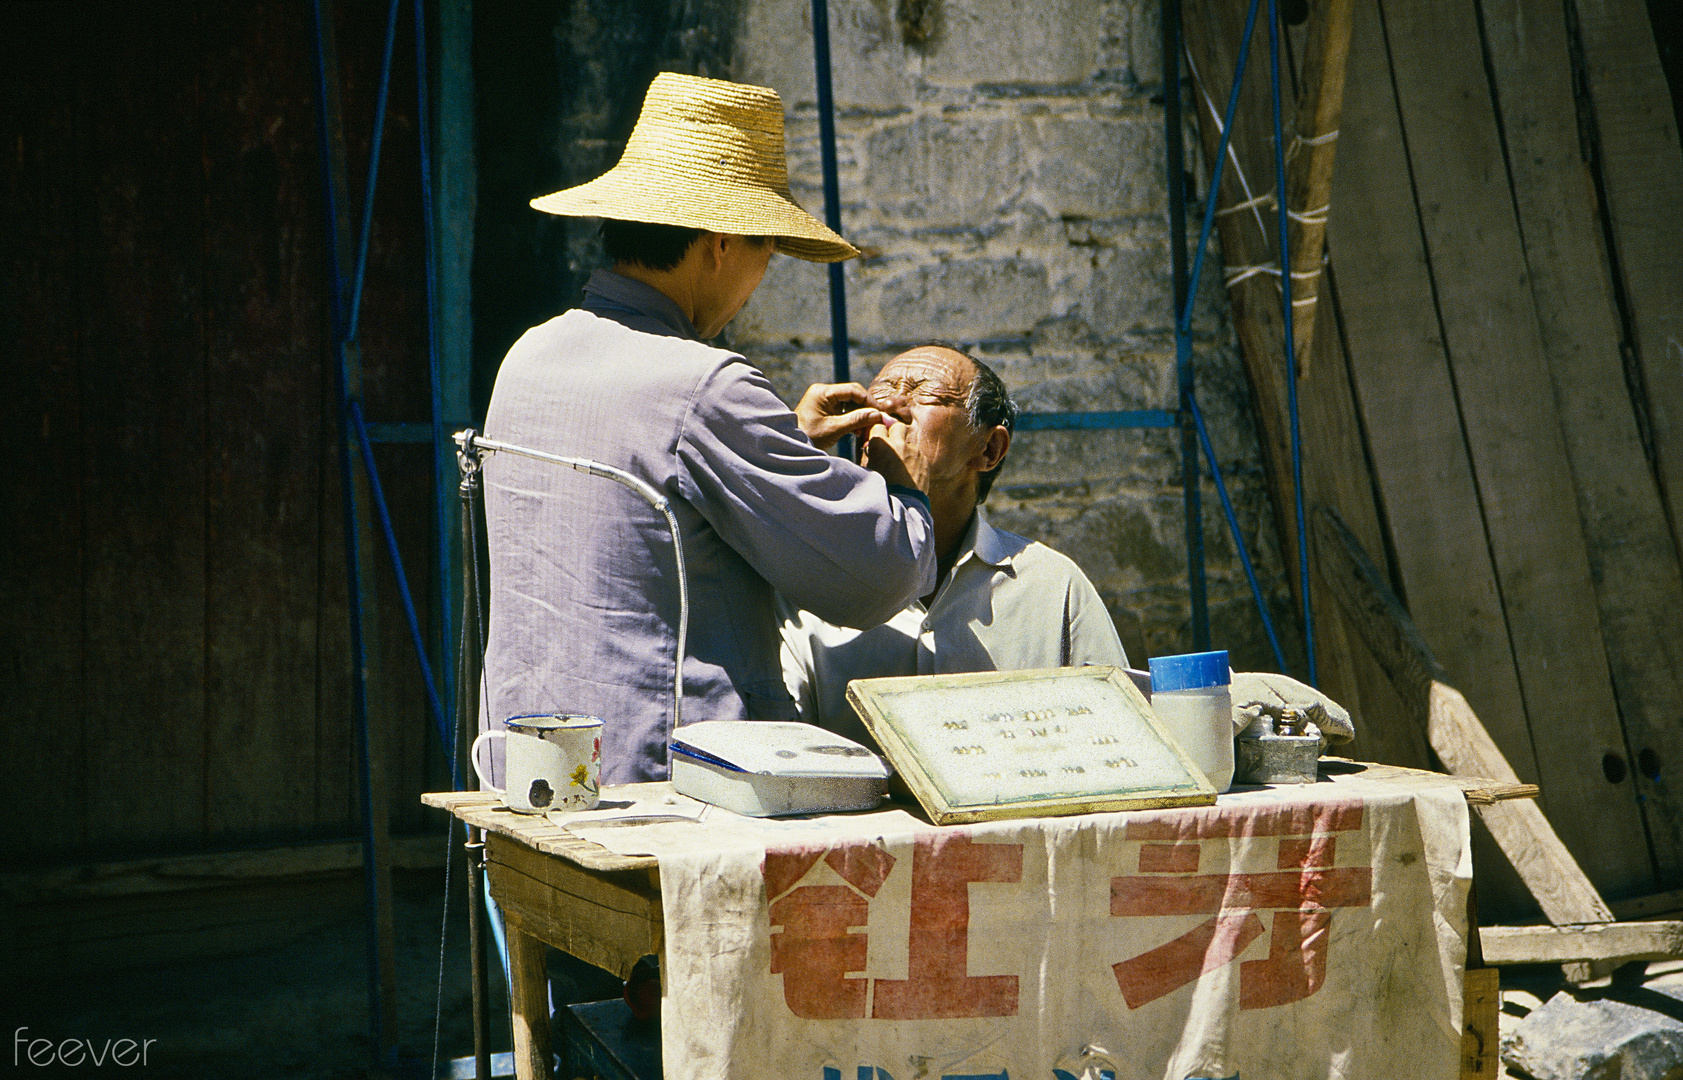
[726,0,1300,670]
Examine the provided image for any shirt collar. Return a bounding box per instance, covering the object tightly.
[957,508,1018,572]
[581,268,700,340]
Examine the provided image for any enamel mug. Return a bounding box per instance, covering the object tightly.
[471,714,603,813]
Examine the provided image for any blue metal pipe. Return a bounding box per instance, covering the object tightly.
[1191,399,1289,672]
[1181,0,1263,340]
[413,0,458,759]
[308,0,385,1057]
[1163,0,1210,651]
[349,400,453,777]
[345,0,403,345]
[1267,0,1316,686]
[810,0,850,388]
[1016,410,1178,431]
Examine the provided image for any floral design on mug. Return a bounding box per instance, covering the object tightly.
[570,762,598,797]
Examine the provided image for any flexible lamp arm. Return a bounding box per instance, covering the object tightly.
[454,429,689,750]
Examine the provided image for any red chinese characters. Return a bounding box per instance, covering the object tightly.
[1109,797,1372,1009]
[766,833,1023,1020]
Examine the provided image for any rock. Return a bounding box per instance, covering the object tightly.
[1502,973,1683,1080]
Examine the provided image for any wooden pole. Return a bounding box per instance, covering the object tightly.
[1282,0,1352,372]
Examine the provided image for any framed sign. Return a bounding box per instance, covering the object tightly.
[847,666,1216,824]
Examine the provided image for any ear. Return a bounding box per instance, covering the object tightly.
[700,231,728,271]
[976,425,1010,474]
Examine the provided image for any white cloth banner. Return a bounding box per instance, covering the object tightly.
[563,773,1473,1080]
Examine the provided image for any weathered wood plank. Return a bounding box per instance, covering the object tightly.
[1378,0,1649,896]
[5,877,360,978]
[1610,889,1683,921]
[199,2,331,844]
[1461,966,1500,1080]
[1480,0,1683,884]
[1330,0,1543,828]
[503,917,555,1080]
[1314,508,1614,926]
[76,4,210,853]
[1572,0,1683,567]
[423,790,661,872]
[0,834,449,904]
[1321,759,1537,805]
[0,6,88,861]
[1480,920,1683,965]
[489,834,662,981]
[1308,280,1431,772]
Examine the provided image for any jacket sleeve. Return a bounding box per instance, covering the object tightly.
[675,359,937,629]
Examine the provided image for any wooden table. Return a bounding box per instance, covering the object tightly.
[425,761,1536,1080]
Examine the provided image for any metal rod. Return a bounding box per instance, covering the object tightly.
[1191,397,1289,671]
[415,0,457,729]
[465,832,491,1080]
[810,0,850,390]
[456,430,690,753]
[349,399,453,774]
[1268,0,1317,686]
[346,0,403,345]
[1164,0,1210,651]
[1015,409,1179,431]
[309,0,398,1060]
[456,448,491,1080]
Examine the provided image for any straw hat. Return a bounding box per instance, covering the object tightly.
[531,72,859,263]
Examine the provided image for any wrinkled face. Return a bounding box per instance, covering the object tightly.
[864,347,989,493]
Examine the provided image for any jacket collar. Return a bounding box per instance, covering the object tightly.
[581,269,700,340]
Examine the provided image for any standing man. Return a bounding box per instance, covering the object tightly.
[780,346,1128,743]
[480,73,936,785]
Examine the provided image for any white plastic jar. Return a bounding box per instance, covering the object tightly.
[1147,650,1234,792]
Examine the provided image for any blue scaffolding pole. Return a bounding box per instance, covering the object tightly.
[308,0,468,1064]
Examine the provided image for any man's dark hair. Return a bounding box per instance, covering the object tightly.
[963,353,1018,502]
[600,219,705,271]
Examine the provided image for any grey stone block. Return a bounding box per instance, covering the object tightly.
[1087,243,1174,333]
[877,257,1051,341]
[922,0,1105,86]
[736,0,916,111]
[732,254,838,343]
[864,113,1026,226]
[1503,976,1683,1080]
[1024,113,1162,219]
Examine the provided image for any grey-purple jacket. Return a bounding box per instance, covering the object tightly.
[480,271,936,783]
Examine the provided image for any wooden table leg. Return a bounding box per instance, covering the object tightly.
[1461,879,1500,1080]
[507,920,553,1080]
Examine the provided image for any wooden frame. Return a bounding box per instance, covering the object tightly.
[846,667,1216,825]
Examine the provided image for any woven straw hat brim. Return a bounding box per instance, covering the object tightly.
[531,170,857,263]
[530,71,859,264]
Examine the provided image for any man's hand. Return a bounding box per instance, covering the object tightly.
[796,382,882,451]
[859,415,931,495]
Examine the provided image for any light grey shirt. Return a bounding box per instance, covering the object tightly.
[482,271,936,784]
[779,509,1128,746]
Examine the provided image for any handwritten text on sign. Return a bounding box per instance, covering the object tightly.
[765,796,1371,1022]
[863,674,1205,808]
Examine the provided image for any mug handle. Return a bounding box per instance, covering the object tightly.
[470,730,505,794]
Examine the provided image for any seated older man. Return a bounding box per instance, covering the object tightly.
[779,345,1127,741]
